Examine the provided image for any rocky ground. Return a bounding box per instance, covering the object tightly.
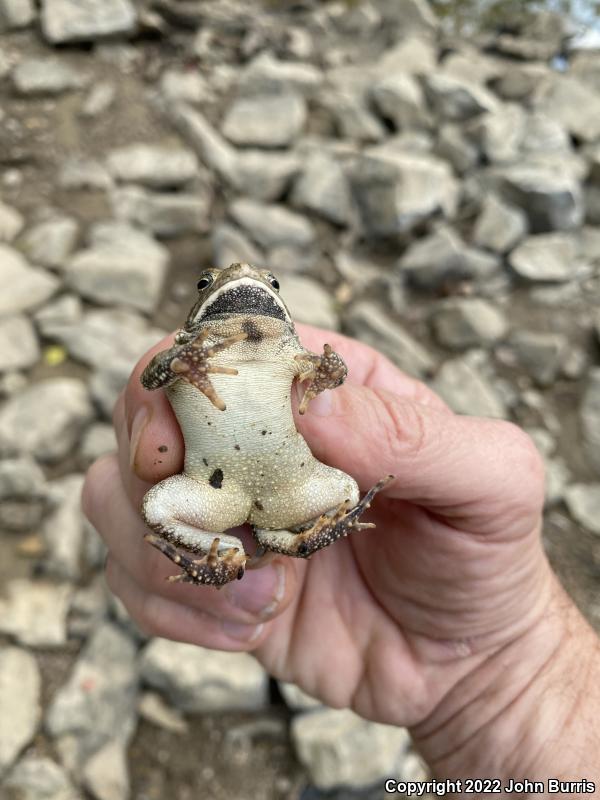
[1,0,600,798]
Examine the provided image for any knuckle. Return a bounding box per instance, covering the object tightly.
[375,392,429,460]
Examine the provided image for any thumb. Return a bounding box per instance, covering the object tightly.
[296,383,545,539]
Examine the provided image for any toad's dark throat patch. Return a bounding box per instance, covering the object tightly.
[199,285,287,322]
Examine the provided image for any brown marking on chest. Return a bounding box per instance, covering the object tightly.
[241,318,263,342]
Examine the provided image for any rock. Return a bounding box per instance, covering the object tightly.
[0,378,94,463]
[140,639,269,713]
[58,158,113,191]
[46,623,138,770]
[277,275,338,330]
[346,301,435,378]
[51,306,164,373]
[68,577,110,640]
[509,331,568,387]
[431,298,508,350]
[399,226,499,290]
[472,194,528,254]
[466,104,525,164]
[0,0,34,30]
[291,707,410,790]
[106,143,198,189]
[22,215,79,269]
[41,0,137,43]
[79,423,116,468]
[138,692,188,734]
[290,151,353,226]
[534,76,600,143]
[0,580,72,648]
[235,150,300,202]
[349,150,458,237]
[212,224,262,270]
[581,369,600,478]
[82,739,129,800]
[321,86,386,143]
[111,184,211,238]
[278,682,322,711]
[238,51,322,97]
[229,199,315,251]
[373,0,437,30]
[0,245,59,315]
[520,112,571,156]
[11,58,85,96]
[0,456,49,532]
[371,73,430,131]
[160,69,211,106]
[435,123,479,174]
[432,358,507,418]
[377,34,437,76]
[0,314,39,372]
[0,646,40,775]
[0,200,24,242]
[509,234,577,283]
[564,484,600,536]
[81,80,115,118]
[544,457,571,507]
[222,90,306,148]
[4,755,77,800]
[65,221,169,312]
[497,162,583,232]
[423,74,499,121]
[169,104,238,185]
[40,475,86,581]
[494,64,550,102]
[33,294,82,341]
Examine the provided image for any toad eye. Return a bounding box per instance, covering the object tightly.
[267,274,280,291]
[197,274,214,291]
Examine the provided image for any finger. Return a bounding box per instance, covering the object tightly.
[296,382,545,539]
[82,454,298,623]
[105,556,268,650]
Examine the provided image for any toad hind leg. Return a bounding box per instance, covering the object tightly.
[142,474,250,587]
[253,475,393,558]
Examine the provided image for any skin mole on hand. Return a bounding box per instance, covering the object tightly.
[158,445,168,453]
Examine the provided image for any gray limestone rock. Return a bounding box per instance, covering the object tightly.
[377,34,437,76]
[140,639,269,713]
[0,200,24,242]
[111,185,211,238]
[431,358,507,418]
[0,647,41,775]
[106,143,198,189]
[0,245,59,315]
[229,199,315,251]
[160,69,211,106]
[292,707,410,790]
[371,73,431,131]
[11,58,85,95]
[581,369,600,478]
[564,484,600,535]
[466,104,525,164]
[290,151,353,226]
[346,301,435,378]
[472,195,528,254]
[0,314,39,372]
[82,739,130,800]
[0,378,94,463]
[238,51,323,97]
[4,755,77,800]
[235,150,300,202]
[0,456,49,532]
[65,222,169,312]
[212,224,262,270]
[40,474,86,582]
[534,76,600,143]
[509,234,577,283]
[321,86,386,143]
[222,90,306,148]
[423,74,499,121]
[0,580,72,648]
[277,275,338,330]
[79,423,117,468]
[431,298,508,350]
[494,64,551,102]
[373,0,437,30]
[0,0,34,30]
[22,215,79,269]
[58,158,113,191]
[33,294,83,342]
[80,80,115,118]
[498,163,583,232]
[349,150,458,237]
[41,0,137,43]
[169,104,238,185]
[509,330,568,386]
[435,123,479,174]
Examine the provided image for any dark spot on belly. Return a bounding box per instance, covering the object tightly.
[203,458,209,467]
[234,444,240,451]
[254,500,264,511]
[158,445,168,453]
[209,468,223,489]
[242,318,263,342]
[300,462,305,467]
[261,430,267,435]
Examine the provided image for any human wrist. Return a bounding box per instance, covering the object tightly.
[411,577,600,783]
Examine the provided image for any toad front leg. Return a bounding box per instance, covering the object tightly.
[295,343,348,414]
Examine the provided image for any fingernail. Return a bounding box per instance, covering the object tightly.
[221,620,264,643]
[224,562,286,618]
[305,390,333,417]
[129,405,150,472]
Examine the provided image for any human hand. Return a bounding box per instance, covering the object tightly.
[83,324,597,778]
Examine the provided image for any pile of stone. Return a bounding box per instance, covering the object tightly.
[1,0,600,797]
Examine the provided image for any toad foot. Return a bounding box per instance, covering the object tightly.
[144,533,247,587]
